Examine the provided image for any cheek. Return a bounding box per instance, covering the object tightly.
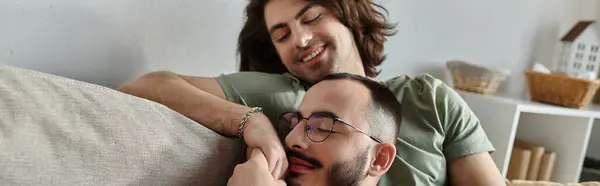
[274,45,295,66]
[315,141,349,165]
[316,20,342,42]
[319,20,354,51]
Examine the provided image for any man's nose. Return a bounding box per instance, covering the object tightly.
[285,120,310,150]
[291,25,313,48]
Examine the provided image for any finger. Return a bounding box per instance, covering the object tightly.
[226,176,235,186]
[266,148,277,173]
[280,155,289,179]
[246,147,257,160]
[272,146,288,179]
[273,149,288,179]
[250,148,269,167]
[250,148,262,159]
[272,159,283,179]
[275,180,286,186]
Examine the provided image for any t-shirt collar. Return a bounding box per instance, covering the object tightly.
[282,72,314,90]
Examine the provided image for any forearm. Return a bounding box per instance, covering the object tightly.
[120,71,249,136]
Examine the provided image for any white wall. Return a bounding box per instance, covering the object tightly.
[1,0,598,93]
[0,0,246,89]
[379,0,600,98]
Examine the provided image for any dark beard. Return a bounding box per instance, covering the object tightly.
[326,150,369,186]
[284,149,370,186]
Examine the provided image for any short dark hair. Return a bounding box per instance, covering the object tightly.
[322,73,401,144]
[237,0,397,78]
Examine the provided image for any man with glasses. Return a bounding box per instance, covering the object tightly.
[227,73,401,186]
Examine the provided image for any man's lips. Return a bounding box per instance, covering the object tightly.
[299,45,323,60]
[298,44,327,63]
[286,149,323,174]
[289,157,315,173]
[290,157,314,168]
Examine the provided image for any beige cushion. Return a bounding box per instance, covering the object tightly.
[0,65,240,185]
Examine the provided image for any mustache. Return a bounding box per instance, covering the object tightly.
[286,148,323,169]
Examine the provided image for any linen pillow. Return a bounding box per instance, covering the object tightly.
[0,65,241,186]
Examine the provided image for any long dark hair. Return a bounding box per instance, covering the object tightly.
[237,0,397,78]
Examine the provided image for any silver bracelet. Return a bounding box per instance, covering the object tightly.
[237,107,264,139]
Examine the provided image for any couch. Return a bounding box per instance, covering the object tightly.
[0,65,242,185]
[3,64,600,185]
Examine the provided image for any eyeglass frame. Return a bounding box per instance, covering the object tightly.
[279,111,383,144]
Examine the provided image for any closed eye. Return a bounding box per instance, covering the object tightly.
[277,33,290,42]
[303,14,322,24]
[316,128,335,133]
[275,14,321,42]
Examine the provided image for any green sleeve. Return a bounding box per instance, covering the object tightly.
[381,74,495,185]
[214,72,306,130]
[434,79,495,159]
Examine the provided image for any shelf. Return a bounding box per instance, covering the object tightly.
[458,90,600,119]
[456,90,598,183]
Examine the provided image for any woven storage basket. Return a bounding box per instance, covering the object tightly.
[525,69,600,109]
[447,60,510,95]
[594,90,600,104]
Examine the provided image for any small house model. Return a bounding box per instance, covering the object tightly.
[557,21,600,76]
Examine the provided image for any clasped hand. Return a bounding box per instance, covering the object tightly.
[227,148,287,186]
[238,113,288,179]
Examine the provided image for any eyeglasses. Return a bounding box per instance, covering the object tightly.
[279,111,383,143]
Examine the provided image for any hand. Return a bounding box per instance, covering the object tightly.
[227,149,287,186]
[242,113,289,180]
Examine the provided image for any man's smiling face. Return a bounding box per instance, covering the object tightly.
[263,0,362,83]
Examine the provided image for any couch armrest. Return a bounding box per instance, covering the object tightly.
[0,65,240,185]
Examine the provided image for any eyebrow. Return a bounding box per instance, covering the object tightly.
[268,2,318,34]
[311,111,341,119]
[292,110,339,118]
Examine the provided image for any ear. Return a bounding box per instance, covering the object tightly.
[367,143,396,177]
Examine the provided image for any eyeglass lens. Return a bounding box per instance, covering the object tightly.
[280,112,335,142]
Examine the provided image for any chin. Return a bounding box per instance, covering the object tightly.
[304,65,338,82]
[285,174,306,186]
[286,169,325,185]
[301,73,328,84]
[285,176,316,186]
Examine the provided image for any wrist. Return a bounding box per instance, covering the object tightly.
[237,107,264,139]
[225,106,254,137]
[236,107,264,157]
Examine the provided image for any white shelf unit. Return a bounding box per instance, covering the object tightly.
[457,90,599,183]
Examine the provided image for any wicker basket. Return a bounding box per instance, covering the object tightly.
[594,90,600,104]
[447,60,510,95]
[525,69,600,109]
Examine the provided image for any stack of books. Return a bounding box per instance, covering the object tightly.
[507,139,557,181]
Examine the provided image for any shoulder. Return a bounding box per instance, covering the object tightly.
[382,74,472,130]
[383,74,460,105]
[381,74,493,185]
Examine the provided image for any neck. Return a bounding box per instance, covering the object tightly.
[339,43,367,77]
[360,177,380,186]
[340,59,366,77]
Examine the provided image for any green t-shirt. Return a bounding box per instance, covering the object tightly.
[215,72,495,186]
